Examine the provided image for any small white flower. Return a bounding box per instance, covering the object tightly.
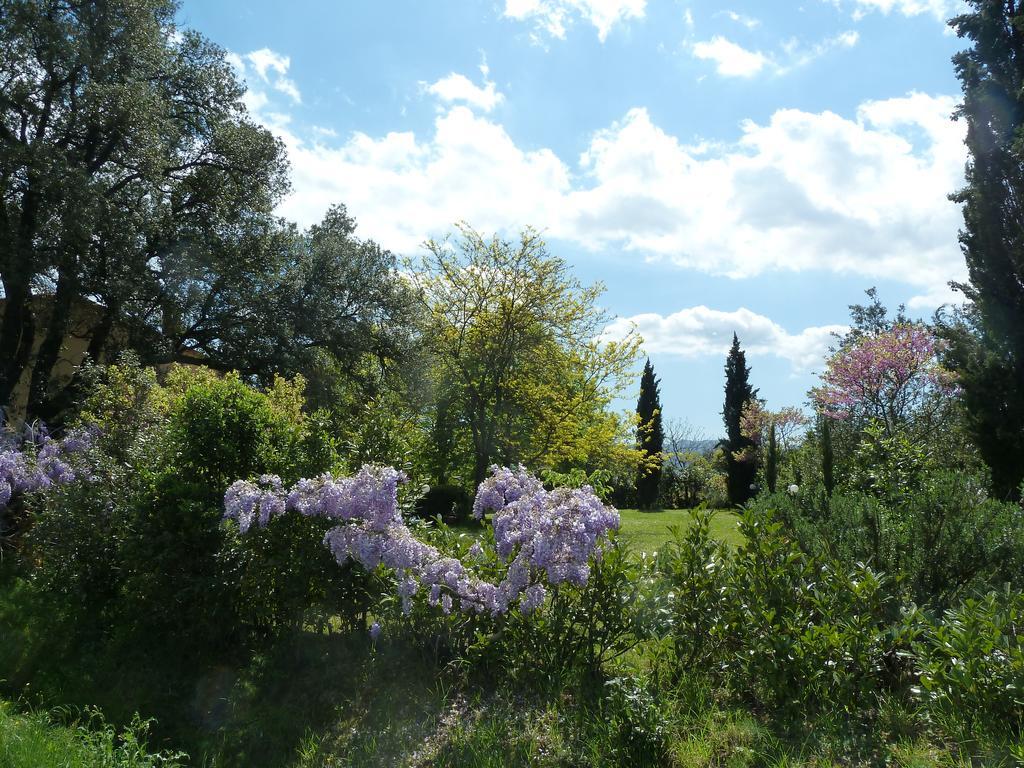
[787,484,799,495]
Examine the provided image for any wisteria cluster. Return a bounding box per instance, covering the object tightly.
[0,424,98,512]
[812,324,955,426]
[224,464,620,619]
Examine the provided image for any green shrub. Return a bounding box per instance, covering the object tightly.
[656,511,732,671]
[659,509,902,721]
[914,587,1024,742]
[765,469,1024,607]
[231,511,373,636]
[20,363,353,658]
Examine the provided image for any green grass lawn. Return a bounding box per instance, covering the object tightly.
[617,508,742,554]
[454,507,742,555]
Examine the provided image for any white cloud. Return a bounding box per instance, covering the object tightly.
[692,36,768,77]
[503,0,646,42]
[258,90,966,302]
[779,30,859,71]
[603,306,846,370]
[692,30,858,78]
[831,0,966,21]
[563,94,967,292]
[273,106,570,252]
[724,10,761,29]
[227,47,302,107]
[906,282,965,310]
[245,48,302,104]
[424,72,504,112]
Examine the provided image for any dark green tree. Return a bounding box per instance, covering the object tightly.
[0,0,288,416]
[145,205,418,400]
[937,1,1024,499]
[765,422,778,494]
[821,414,835,498]
[635,358,664,509]
[722,334,758,505]
[0,3,418,421]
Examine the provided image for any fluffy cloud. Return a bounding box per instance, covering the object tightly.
[723,10,761,29]
[692,30,859,78]
[503,0,646,41]
[692,36,769,77]
[603,306,846,370]
[830,0,966,21]
[423,72,504,112]
[243,48,301,103]
[226,47,301,107]
[562,93,966,294]
[262,89,966,302]
[273,106,570,252]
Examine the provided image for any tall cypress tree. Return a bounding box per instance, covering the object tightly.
[939,1,1024,499]
[821,415,835,498]
[635,359,665,509]
[722,334,758,505]
[765,422,778,494]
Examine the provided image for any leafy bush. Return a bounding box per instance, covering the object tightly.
[659,453,727,510]
[659,509,903,721]
[19,362,353,656]
[501,540,647,683]
[765,469,1024,606]
[914,587,1024,741]
[655,511,732,670]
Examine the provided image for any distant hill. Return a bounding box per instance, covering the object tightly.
[669,438,721,456]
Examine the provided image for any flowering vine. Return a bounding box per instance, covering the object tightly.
[224,464,620,619]
[0,425,98,513]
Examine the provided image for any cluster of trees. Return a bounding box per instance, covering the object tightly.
[5,0,1024,512]
[707,0,1024,507]
[0,0,416,422]
[0,0,644,501]
[631,0,1024,512]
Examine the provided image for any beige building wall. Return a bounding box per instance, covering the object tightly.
[2,297,105,422]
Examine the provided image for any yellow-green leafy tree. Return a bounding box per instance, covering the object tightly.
[411,224,641,488]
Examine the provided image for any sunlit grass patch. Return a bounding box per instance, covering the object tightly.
[617,508,742,554]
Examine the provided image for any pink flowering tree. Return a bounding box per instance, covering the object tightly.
[811,323,956,438]
[739,400,809,492]
[739,401,809,453]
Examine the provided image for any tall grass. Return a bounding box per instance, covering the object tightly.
[0,701,185,767]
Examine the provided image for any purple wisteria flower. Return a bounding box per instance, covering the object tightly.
[471,464,543,520]
[225,464,619,619]
[0,424,98,513]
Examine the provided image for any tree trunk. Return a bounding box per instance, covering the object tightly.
[0,185,42,413]
[27,264,76,418]
[85,299,118,364]
[0,272,36,413]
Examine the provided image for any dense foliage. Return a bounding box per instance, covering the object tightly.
[410,224,641,490]
[939,0,1024,499]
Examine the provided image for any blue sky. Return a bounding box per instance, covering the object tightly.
[177,0,969,438]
